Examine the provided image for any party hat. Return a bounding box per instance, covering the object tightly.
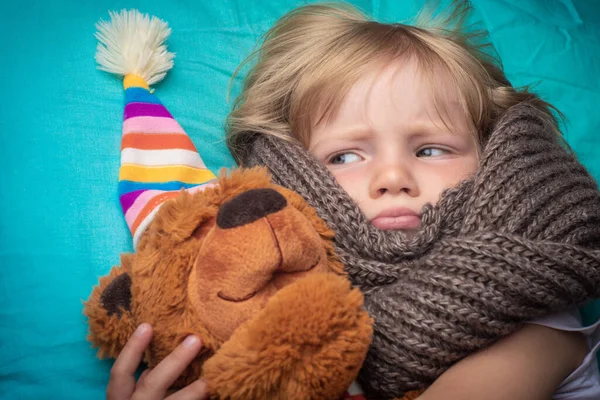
[95,10,217,247]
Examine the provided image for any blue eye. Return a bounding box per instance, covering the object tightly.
[417,147,448,157]
[329,152,362,165]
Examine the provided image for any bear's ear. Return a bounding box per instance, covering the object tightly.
[84,254,137,359]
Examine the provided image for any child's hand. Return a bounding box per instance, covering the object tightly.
[106,323,209,400]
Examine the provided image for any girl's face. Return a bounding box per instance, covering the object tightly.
[309,58,479,231]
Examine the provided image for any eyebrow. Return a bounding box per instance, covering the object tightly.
[410,120,454,134]
[309,127,372,152]
[310,118,461,151]
[324,126,373,140]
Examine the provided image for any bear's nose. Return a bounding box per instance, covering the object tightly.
[217,188,287,229]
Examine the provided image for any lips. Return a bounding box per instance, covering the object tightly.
[371,207,421,230]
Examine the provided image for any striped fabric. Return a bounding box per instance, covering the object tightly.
[119,74,216,247]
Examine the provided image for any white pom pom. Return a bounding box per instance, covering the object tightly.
[95,9,175,85]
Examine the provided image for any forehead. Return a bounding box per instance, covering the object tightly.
[317,57,466,129]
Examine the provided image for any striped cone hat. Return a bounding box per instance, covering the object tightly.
[96,10,217,247]
[119,75,216,246]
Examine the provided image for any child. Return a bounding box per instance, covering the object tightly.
[227,1,600,399]
[107,2,600,399]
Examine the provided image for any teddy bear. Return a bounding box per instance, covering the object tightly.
[84,167,374,399]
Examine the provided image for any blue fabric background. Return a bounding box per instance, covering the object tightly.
[1,0,599,398]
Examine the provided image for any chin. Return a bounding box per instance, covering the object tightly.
[374,224,420,237]
[403,229,419,238]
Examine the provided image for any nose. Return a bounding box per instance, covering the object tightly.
[369,161,419,198]
[217,188,287,229]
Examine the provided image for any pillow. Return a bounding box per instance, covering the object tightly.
[1,0,598,398]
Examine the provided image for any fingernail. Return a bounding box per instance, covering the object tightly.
[134,323,150,337]
[183,335,199,348]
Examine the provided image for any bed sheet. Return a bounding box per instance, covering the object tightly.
[1,0,598,398]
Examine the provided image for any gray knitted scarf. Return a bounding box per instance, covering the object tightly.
[242,102,600,398]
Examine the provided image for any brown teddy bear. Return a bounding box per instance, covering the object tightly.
[84,167,374,399]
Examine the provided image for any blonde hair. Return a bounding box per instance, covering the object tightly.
[226,1,561,163]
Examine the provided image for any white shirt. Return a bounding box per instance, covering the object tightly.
[530,307,600,399]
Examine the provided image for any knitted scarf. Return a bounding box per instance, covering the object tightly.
[242,102,600,398]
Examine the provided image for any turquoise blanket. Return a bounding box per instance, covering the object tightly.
[1,1,599,398]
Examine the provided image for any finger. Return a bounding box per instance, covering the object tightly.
[166,379,209,400]
[135,369,151,390]
[140,335,203,394]
[106,323,153,400]
[111,323,153,377]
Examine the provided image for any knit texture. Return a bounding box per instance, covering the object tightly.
[243,102,600,398]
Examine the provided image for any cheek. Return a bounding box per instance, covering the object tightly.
[449,158,478,184]
[328,168,366,202]
[421,159,477,199]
